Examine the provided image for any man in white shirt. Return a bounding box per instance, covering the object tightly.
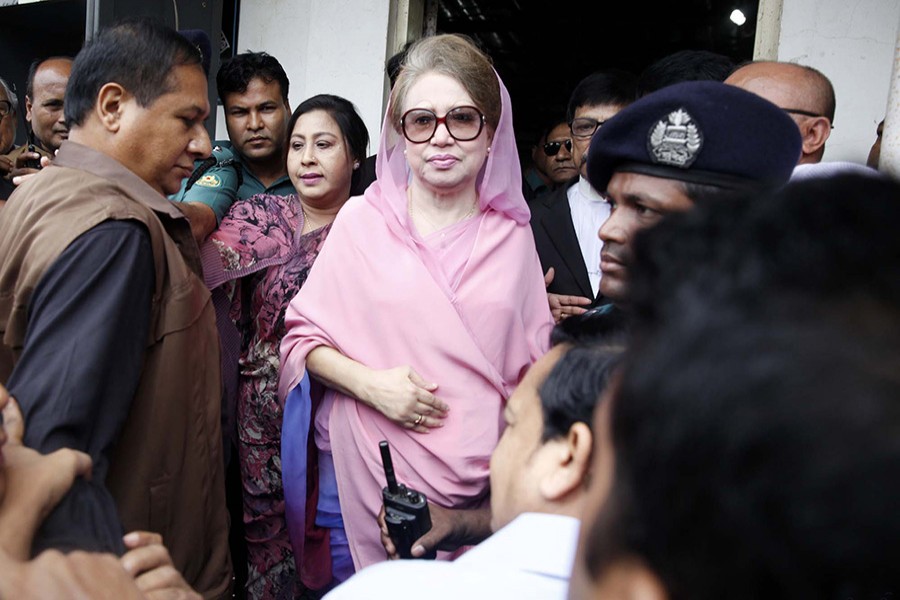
[325,313,623,599]
[530,71,637,322]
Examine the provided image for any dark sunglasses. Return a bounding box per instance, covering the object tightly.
[783,107,835,129]
[542,139,572,156]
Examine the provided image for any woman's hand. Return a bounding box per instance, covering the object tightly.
[121,531,201,600]
[361,366,449,433]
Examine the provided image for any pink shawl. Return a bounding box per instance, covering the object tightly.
[278,73,553,568]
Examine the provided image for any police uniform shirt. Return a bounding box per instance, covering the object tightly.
[171,140,294,222]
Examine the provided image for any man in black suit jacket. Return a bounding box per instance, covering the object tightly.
[531,71,637,322]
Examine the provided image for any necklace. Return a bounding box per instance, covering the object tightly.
[300,203,323,234]
[408,196,478,233]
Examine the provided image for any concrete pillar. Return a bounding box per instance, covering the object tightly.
[215,0,394,150]
[880,21,900,176]
[755,0,900,163]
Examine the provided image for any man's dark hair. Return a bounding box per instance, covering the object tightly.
[25,56,74,99]
[539,344,620,442]
[581,172,900,598]
[566,70,638,124]
[65,19,202,128]
[584,299,900,599]
[216,51,289,104]
[386,42,413,89]
[540,311,625,441]
[637,50,735,96]
[287,94,370,196]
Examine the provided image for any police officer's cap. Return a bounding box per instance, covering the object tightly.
[586,81,802,193]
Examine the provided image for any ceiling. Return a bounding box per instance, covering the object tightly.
[435,0,759,148]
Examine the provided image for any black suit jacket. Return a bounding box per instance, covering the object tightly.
[530,182,600,303]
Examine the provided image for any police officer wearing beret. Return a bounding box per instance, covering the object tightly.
[586,80,802,307]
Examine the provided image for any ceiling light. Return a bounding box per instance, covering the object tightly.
[730,9,747,26]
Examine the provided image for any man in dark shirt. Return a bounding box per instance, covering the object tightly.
[0,18,231,598]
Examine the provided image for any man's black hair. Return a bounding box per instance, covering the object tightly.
[566,70,638,124]
[581,172,900,598]
[539,344,619,442]
[540,311,625,441]
[286,94,370,196]
[25,56,74,99]
[386,42,413,89]
[533,114,568,146]
[65,19,201,128]
[637,50,735,96]
[585,299,900,599]
[216,51,289,104]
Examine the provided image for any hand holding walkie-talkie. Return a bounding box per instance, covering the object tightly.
[379,440,436,559]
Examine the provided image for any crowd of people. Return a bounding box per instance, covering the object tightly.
[0,15,897,600]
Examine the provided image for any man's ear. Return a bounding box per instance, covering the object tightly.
[95,82,129,133]
[539,422,593,501]
[802,116,832,156]
[24,95,33,122]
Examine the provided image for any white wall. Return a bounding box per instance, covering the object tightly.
[214,0,392,154]
[775,0,900,163]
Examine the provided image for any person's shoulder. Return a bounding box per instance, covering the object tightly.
[325,561,456,600]
[530,181,575,215]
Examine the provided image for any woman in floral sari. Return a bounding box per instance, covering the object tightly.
[203,94,368,599]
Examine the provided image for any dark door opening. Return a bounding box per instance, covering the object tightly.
[435,0,759,155]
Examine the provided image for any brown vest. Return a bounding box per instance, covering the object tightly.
[0,143,231,599]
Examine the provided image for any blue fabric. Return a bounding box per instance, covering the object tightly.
[317,449,353,583]
[282,373,313,571]
[282,376,354,585]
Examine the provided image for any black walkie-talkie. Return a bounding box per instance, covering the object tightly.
[380,440,436,559]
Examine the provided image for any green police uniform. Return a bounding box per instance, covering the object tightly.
[171,141,294,223]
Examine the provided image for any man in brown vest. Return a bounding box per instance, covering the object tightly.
[0,19,231,598]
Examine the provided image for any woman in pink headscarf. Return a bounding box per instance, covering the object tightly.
[279,34,553,575]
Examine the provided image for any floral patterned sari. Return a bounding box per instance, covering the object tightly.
[203,192,332,599]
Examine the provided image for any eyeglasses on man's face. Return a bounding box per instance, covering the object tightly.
[782,107,835,129]
[401,106,486,144]
[0,100,12,120]
[570,117,607,139]
[542,138,572,156]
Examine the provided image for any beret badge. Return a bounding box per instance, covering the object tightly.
[648,108,703,169]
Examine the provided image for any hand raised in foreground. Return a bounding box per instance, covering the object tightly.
[121,531,201,600]
[362,366,449,433]
[0,549,146,600]
[0,386,93,559]
[378,502,491,559]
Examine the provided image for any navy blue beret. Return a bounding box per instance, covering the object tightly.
[586,80,802,192]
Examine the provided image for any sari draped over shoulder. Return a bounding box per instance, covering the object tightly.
[279,74,554,569]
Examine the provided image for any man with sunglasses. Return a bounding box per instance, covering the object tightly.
[524,118,577,201]
[725,61,834,164]
[531,71,637,322]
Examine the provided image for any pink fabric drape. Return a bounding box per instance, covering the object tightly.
[279,72,553,568]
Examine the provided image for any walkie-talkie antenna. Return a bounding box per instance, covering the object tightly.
[379,440,400,495]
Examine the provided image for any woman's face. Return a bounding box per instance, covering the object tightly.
[287,109,355,208]
[401,72,493,197]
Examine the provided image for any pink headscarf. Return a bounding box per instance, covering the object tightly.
[279,69,553,568]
